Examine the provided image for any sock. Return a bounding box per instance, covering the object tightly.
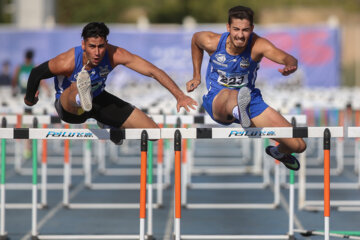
[270,146,285,158]
[75,94,81,106]
[232,106,240,120]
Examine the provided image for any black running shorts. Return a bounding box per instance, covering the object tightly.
[54,90,135,128]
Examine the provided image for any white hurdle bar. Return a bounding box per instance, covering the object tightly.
[160,127,342,240]
[0,127,160,240]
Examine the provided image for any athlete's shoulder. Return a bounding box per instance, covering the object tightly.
[193,31,221,54]
[106,43,134,67]
[49,48,75,76]
[194,31,221,43]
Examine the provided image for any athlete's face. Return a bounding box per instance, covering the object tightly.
[226,18,254,49]
[82,37,108,66]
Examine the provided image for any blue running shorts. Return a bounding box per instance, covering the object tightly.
[202,87,268,125]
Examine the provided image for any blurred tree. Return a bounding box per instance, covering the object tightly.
[55,0,360,24]
[0,0,12,23]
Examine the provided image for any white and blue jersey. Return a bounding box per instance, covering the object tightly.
[205,32,259,91]
[202,32,268,124]
[54,46,113,99]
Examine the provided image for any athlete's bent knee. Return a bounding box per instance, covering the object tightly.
[294,139,306,153]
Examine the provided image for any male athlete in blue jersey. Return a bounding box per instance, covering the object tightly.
[186,6,305,170]
[24,22,197,130]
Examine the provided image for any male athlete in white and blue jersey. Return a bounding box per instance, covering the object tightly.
[186,6,306,170]
[24,22,197,130]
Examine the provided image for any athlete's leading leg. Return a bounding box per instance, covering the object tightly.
[212,89,240,124]
[251,106,306,171]
[212,88,252,127]
[59,82,85,115]
[251,106,306,153]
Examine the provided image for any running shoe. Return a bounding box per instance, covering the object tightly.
[76,66,92,112]
[237,86,251,127]
[265,146,300,171]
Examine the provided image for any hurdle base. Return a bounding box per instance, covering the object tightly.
[288,234,296,240]
[147,235,155,240]
[31,235,39,240]
[0,233,9,240]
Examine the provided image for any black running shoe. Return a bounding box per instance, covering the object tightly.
[265,146,300,171]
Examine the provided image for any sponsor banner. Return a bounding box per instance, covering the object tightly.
[0,25,340,87]
[212,127,292,138]
[29,129,107,140]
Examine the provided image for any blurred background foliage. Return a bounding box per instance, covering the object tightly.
[52,0,360,24]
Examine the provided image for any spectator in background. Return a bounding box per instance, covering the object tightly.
[0,60,11,86]
[12,49,51,101]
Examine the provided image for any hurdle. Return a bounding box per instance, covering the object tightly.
[334,126,360,211]
[61,116,165,209]
[0,114,165,210]
[298,124,360,211]
[161,126,343,240]
[179,115,306,209]
[0,127,160,240]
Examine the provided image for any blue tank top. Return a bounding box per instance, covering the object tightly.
[205,32,260,91]
[54,46,113,99]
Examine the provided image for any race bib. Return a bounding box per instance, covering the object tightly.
[216,70,248,88]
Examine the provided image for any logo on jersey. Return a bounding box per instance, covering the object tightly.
[99,65,110,77]
[213,54,228,67]
[240,57,250,68]
[215,54,226,63]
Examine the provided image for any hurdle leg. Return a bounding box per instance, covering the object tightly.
[41,124,48,208]
[147,141,154,239]
[324,128,331,240]
[97,140,106,174]
[288,168,295,239]
[63,136,70,207]
[263,139,271,186]
[253,139,262,174]
[139,131,148,240]
[335,138,344,174]
[297,152,306,210]
[1,137,7,239]
[32,137,39,238]
[83,140,92,187]
[157,138,164,207]
[164,138,172,187]
[174,130,181,240]
[181,138,187,206]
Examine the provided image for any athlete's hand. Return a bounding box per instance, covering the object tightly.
[278,65,297,76]
[186,78,201,92]
[24,91,39,106]
[176,95,198,113]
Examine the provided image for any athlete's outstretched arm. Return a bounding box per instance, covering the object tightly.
[24,49,74,106]
[254,36,298,76]
[111,46,198,112]
[186,31,220,92]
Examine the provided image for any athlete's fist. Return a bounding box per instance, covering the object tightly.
[186,78,201,92]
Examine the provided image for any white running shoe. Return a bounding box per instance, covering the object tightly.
[237,87,251,127]
[76,64,92,112]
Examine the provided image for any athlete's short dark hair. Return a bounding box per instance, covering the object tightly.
[81,22,110,40]
[228,6,254,25]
